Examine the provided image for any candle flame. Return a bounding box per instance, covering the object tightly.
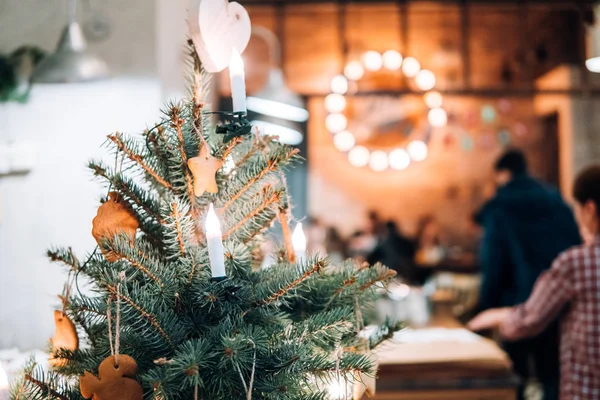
[229,48,245,77]
[205,203,222,236]
[0,361,8,389]
[292,223,307,252]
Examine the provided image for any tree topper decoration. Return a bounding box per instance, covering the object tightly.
[188,0,251,73]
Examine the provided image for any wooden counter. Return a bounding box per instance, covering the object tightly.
[366,302,518,400]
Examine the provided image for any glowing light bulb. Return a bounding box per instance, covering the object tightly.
[292,223,307,262]
[415,69,436,91]
[383,50,403,70]
[362,51,383,72]
[327,377,350,400]
[428,107,448,127]
[348,146,370,167]
[369,150,389,171]
[389,148,411,170]
[331,75,348,94]
[326,113,348,133]
[407,140,428,162]
[402,57,421,78]
[325,93,347,113]
[333,131,356,152]
[344,61,365,81]
[424,91,443,109]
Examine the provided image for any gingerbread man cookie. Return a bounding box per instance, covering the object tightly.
[80,355,143,400]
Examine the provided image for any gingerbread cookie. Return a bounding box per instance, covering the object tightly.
[80,355,143,400]
[92,192,139,262]
[49,310,79,367]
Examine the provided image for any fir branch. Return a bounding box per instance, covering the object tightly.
[254,260,325,307]
[24,374,69,400]
[170,106,197,209]
[222,187,280,240]
[107,133,173,190]
[219,136,243,161]
[172,202,187,256]
[219,148,299,214]
[106,285,174,349]
[47,247,80,272]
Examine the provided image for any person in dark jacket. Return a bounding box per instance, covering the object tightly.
[474,149,580,400]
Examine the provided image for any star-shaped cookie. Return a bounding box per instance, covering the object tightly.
[188,144,221,197]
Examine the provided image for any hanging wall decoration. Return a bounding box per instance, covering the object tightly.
[326,51,447,172]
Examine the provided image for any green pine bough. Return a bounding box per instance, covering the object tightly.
[14,50,397,400]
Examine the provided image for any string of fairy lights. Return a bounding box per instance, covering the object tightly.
[324,50,448,172]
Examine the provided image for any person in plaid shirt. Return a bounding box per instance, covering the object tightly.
[469,165,600,400]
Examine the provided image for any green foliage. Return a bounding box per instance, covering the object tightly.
[17,56,395,399]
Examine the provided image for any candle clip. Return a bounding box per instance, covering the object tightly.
[213,111,252,143]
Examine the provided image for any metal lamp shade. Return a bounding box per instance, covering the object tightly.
[33,22,108,83]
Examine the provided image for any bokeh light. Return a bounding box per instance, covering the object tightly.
[402,57,421,78]
[344,60,365,81]
[424,91,443,109]
[369,150,389,171]
[383,50,403,70]
[325,113,347,133]
[407,140,428,162]
[362,51,383,72]
[428,107,448,127]
[324,93,347,113]
[389,148,411,170]
[330,75,348,94]
[348,146,370,167]
[415,69,436,91]
[333,131,356,152]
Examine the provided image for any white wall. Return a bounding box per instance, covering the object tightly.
[0,79,161,349]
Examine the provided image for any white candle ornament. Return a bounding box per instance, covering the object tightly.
[229,49,247,113]
[0,362,9,400]
[292,222,307,264]
[205,203,226,278]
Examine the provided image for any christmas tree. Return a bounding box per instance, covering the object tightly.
[12,5,396,400]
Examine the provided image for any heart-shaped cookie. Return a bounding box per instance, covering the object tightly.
[188,0,251,73]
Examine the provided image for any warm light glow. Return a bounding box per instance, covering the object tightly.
[344,60,365,81]
[229,49,245,78]
[383,50,403,70]
[348,146,370,167]
[292,223,307,252]
[587,57,600,73]
[424,91,443,109]
[428,107,448,127]
[369,150,389,171]
[325,93,347,113]
[0,362,8,389]
[407,140,428,162]
[331,75,348,94]
[327,377,351,400]
[333,131,356,152]
[246,97,309,122]
[250,120,304,145]
[415,69,436,91]
[326,113,348,133]
[205,203,222,237]
[402,57,421,78]
[362,51,383,72]
[389,148,411,170]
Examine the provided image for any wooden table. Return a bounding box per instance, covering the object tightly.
[367,303,518,400]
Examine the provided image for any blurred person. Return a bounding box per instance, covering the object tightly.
[473,149,580,400]
[347,230,377,261]
[305,216,326,255]
[367,221,416,280]
[414,216,445,266]
[367,210,385,239]
[469,165,600,400]
[324,226,347,264]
